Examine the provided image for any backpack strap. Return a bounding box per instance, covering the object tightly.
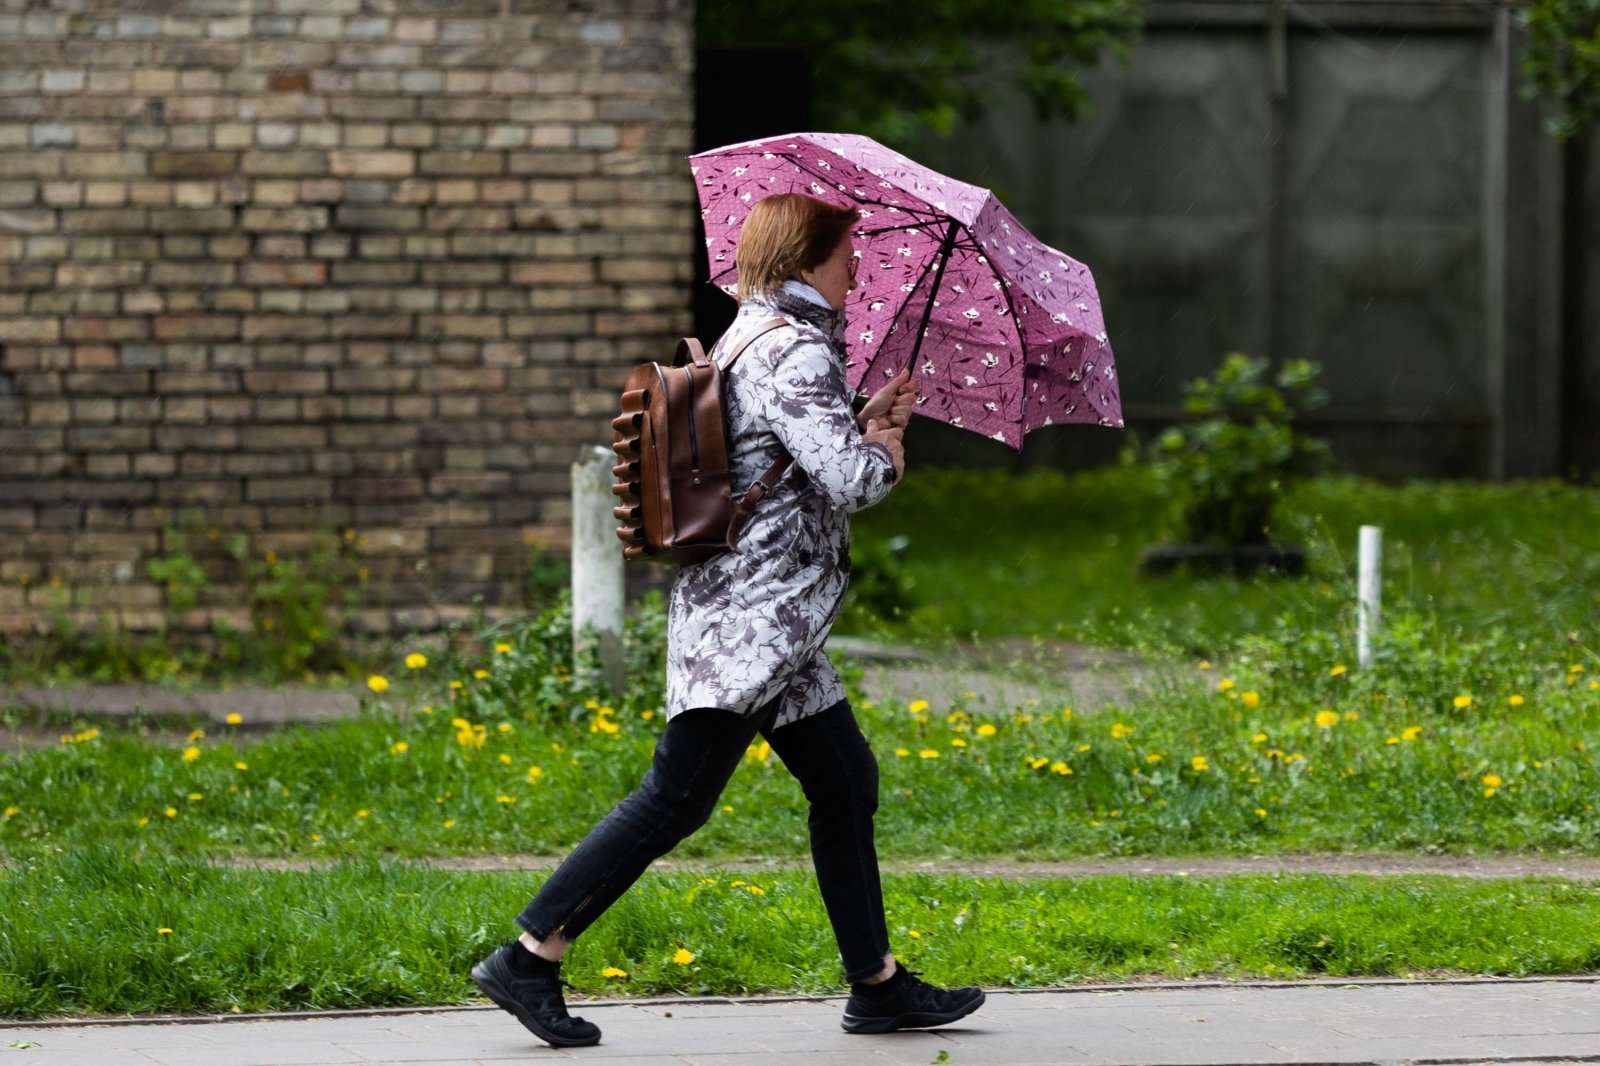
[717,316,789,371]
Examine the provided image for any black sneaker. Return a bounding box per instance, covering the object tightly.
[471,943,602,1048]
[841,967,985,1034]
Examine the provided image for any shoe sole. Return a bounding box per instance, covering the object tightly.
[841,989,986,1034]
[471,960,602,1048]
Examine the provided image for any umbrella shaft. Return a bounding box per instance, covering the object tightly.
[907,220,960,373]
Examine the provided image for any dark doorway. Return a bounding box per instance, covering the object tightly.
[691,47,812,344]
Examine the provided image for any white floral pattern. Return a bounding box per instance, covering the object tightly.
[666,291,897,729]
[690,132,1124,447]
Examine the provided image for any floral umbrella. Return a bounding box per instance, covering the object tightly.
[690,131,1122,448]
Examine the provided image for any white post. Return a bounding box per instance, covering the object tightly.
[571,445,625,696]
[1357,525,1382,671]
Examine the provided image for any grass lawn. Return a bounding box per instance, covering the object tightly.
[846,468,1600,658]
[3,468,1598,1016]
[6,850,1600,1018]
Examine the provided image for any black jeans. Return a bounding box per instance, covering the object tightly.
[515,698,892,982]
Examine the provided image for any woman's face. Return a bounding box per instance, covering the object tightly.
[800,234,858,312]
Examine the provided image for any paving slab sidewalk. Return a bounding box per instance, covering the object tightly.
[5,979,1599,1066]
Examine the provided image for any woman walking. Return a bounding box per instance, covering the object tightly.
[472,192,984,1048]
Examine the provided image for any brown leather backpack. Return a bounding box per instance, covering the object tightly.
[611,318,792,564]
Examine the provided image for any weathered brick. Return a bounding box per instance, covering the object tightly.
[241,369,328,394]
[334,205,421,231]
[150,151,237,179]
[153,316,239,341]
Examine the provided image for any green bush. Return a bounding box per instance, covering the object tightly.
[1133,354,1329,547]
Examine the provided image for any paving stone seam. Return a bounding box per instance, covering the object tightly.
[5,975,1599,1030]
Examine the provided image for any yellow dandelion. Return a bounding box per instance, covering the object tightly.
[527,765,543,781]
[641,709,655,720]
[1190,755,1210,772]
[1453,694,1473,709]
[908,699,930,714]
[895,748,910,757]
[950,738,968,748]
[907,929,922,939]
[495,642,512,654]
[1110,722,1133,739]
[137,816,150,827]
[1315,710,1340,729]
[498,753,512,765]
[187,792,202,801]
[391,741,409,755]
[405,653,428,669]
[474,669,489,680]
[496,794,514,804]
[1145,753,1163,764]
[1077,743,1092,752]
[1050,761,1072,776]
[1385,737,1400,745]
[1217,678,1236,692]
[1481,773,1503,788]
[602,966,629,979]
[1483,786,1498,797]
[3,806,18,818]
[182,746,201,763]
[1026,756,1049,770]
[1254,808,1267,818]
[367,675,389,693]
[918,749,940,759]
[1197,660,1213,670]
[672,948,695,965]
[1252,733,1267,744]
[746,885,765,896]
[357,808,370,818]
[225,713,242,725]
[1401,725,1423,741]
[976,723,997,737]
[188,729,205,742]
[592,718,620,735]
[158,927,173,936]
[1329,664,1347,677]
[1344,711,1360,721]
[1240,691,1260,709]
[443,819,456,828]
[721,804,733,812]
[449,680,464,690]
[164,807,177,818]
[235,761,248,770]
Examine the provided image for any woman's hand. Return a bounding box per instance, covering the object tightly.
[863,418,905,479]
[858,369,917,432]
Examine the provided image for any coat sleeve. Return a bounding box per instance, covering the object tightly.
[760,337,897,514]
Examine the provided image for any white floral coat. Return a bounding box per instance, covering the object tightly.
[665,289,898,728]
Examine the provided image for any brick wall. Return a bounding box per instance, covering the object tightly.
[0,0,694,641]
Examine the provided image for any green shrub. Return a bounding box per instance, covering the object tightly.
[1133,354,1329,547]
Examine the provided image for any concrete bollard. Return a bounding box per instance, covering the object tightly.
[1357,525,1382,671]
[571,445,625,696]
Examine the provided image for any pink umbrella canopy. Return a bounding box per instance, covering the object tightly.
[690,131,1122,448]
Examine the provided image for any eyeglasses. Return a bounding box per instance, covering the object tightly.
[846,255,859,280]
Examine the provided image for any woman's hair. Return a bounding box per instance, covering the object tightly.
[734,193,859,300]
